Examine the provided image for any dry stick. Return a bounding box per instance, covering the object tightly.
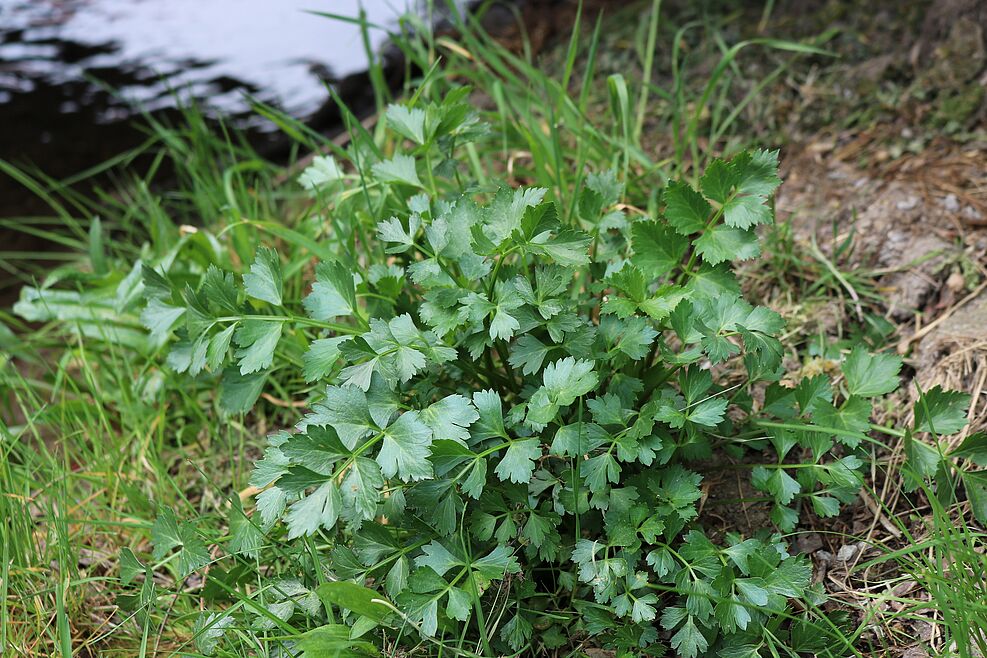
[260,392,307,408]
[861,488,903,539]
[905,278,987,347]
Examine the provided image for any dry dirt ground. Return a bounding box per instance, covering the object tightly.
[780,140,987,408]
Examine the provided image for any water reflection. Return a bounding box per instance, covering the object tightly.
[0,0,420,215]
[0,0,415,120]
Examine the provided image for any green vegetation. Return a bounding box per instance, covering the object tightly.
[2,2,986,658]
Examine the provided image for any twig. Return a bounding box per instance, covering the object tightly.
[905,278,987,347]
[260,392,308,408]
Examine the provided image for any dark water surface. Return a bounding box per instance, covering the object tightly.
[0,0,420,215]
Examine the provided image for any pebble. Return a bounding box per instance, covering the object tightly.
[836,542,865,562]
[943,193,960,211]
[896,196,920,210]
[963,205,984,221]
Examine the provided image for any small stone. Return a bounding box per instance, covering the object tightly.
[836,543,863,562]
[896,196,920,210]
[947,272,966,292]
[963,206,984,221]
[584,650,616,658]
[948,639,985,658]
[943,193,960,212]
[915,621,934,641]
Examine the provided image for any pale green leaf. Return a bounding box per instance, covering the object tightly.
[286,480,341,538]
[303,336,351,382]
[377,412,433,482]
[386,104,427,145]
[304,261,357,321]
[414,541,461,576]
[298,156,344,191]
[243,247,283,306]
[494,438,541,484]
[234,320,282,374]
[372,154,422,188]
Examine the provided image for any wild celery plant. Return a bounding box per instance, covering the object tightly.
[89,86,936,658]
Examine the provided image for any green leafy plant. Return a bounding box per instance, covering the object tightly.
[112,88,928,658]
[902,386,987,522]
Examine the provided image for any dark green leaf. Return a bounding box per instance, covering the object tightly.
[961,470,987,524]
[914,386,970,435]
[951,432,987,466]
[694,226,760,265]
[220,368,266,413]
[317,582,393,622]
[843,347,901,398]
[119,547,146,586]
[631,220,688,278]
[671,617,709,658]
[664,180,711,235]
[296,625,380,657]
[494,438,541,484]
[150,508,210,577]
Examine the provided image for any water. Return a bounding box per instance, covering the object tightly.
[0,0,415,121]
[0,0,421,216]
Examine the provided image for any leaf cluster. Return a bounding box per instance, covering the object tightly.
[50,89,974,658]
[160,96,853,657]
